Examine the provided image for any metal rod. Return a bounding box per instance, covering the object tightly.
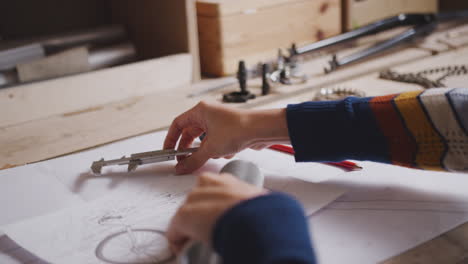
[293,14,435,56]
[324,22,437,73]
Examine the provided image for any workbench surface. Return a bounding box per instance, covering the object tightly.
[1,22,468,264]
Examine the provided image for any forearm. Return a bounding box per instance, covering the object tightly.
[286,88,468,172]
[213,193,316,264]
[242,108,291,146]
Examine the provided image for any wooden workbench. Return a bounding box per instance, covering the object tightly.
[3,23,468,170]
[1,21,468,263]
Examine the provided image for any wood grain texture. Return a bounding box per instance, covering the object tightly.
[381,222,468,264]
[0,53,192,128]
[0,45,431,168]
[0,87,203,168]
[17,47,90,82]
[197,15,224,76]
[344,0,438,30]
[3,23,468,169]
[197,0,296,17]
[197,0,341,76]
[185,0,202,81]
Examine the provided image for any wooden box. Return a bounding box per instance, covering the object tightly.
[343,0,438,31]
[197,0,342,76]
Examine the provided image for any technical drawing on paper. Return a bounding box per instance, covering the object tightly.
[1,175,195,264]
[1,164,346,264]
[95,215,173,264]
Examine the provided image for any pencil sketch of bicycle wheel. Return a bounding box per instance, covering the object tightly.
[95,227,173,264]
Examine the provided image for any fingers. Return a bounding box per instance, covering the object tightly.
[177,127,204,162]
[196,172,230,187]
[178,128,204,149]
[164,105,203,150]
[164,117,184,150]
[168,231,189,255]
[250,143,269,151]
[166,212,190,254]
[185,188,229,204]
[176,148,210,175]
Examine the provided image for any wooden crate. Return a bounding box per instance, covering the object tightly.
[343,0,438,31]
[197,0,341,76]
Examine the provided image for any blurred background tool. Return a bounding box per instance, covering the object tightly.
[222,61,256,103]
[290,11,468,73]
[0,25,135,88]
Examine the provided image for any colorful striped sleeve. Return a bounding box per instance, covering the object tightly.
[286,88,468,172]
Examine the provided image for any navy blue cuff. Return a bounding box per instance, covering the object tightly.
[213,192,316,264]
[286,97,390,163]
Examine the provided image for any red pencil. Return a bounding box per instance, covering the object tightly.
[268,144,362,171]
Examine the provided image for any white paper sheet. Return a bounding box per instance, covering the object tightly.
[2,130,344,203]
[32,131,185,202]
[2,127,468,264]
[0,165,84,227]
[0,130,347,264]
[0,132,183,231]
[2,167,345,264]
[309,161,468,264]
[2,174,194,264]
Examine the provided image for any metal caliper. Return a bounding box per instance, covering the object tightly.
[90,148,198,174]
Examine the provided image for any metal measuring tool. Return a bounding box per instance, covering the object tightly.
[91,148,198,174]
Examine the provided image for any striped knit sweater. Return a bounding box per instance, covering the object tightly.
[286,88,468,172]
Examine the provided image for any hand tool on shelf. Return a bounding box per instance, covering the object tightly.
[222,60,256,103]
[189,11,468,98]
[268,49,307,85]
[189,52,305,98]
[290,10,468,73]
[261,63,271,95]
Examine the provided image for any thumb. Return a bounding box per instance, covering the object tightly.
[167,229,189,255]
[176,148,210,174]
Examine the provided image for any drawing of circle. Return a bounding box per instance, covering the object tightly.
[95,229,174,264]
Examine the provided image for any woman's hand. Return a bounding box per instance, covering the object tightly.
[163,101,289,174]
[166,172,265,254]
